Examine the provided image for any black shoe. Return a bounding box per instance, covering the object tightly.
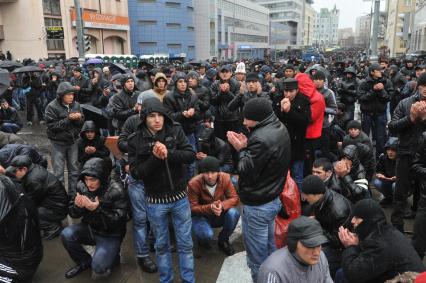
[404,210,416,219]
[137,256,157,273]
[218,240,235,256]
[379,197,393,207]
[65,262,90,279]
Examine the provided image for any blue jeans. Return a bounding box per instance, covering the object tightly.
[361,112,387,157]
[0,123,20,133]
[147,197,194,283]
[373,178,395,199]
[242,197,282,282]
[186,133,196,180]
[60,223,122,274]
[50,141,79,197]
[192,207,240,242]
[291,160,304,191]
[127,176,150,258]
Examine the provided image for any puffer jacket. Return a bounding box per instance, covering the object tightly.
[338,67,358,105]
[342,201,425,283]
[106,88,138,130]
[127,99,195,203]
[69,158,128,238]
[190,83,210,115]
[21,161,68,216]
[339,145,370,203]
[77,120,110,165]
[45,85,84,145]
[163,88,202,135]
[118,114,139,153]
[237,113,291,205]
[210,78,241,121]
[0,175,43,281]
[358,74,393,114]
[312,189,353,249]
[296,73,325,139]
[388,92,426,156]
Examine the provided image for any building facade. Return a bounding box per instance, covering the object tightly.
[128,0,195,60]
[252,0,304,48]
[386,0,416,56]
[313,6,339,47]
[0,0,131,60]
[337,28,355,47]
[355,12,387,53]
[303,3,316,47]
[412,0,426,51]
[194,0,269,60]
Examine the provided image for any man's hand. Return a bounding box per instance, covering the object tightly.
[68,112,82,121]
[280,97,291,113]
[187,108,195,117]
[338,226,359,248]
[196,152,207,160]
[153,141,168,160]
[85,146,96,154]
[374,83,384,91]
[75,193,85,208]
[227,131,247,152]
[92,78,98,85]
[211,201,223,216]
[410,103,419,122]
[376,173,386,180]
[219,82,230,93]
[73,85,80,91]
[84,196,100,211]
[334,160,350,177]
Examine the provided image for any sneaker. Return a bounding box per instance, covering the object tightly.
[27,121,32,127]
[64,262,90,279]
[218,240,235,256]
[137,256,157,273]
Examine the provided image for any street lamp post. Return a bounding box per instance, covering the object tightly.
[74,0,85,63]
[370,0,381,62]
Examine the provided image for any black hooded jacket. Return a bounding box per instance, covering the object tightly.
[0,106,22,128]
[0,144,47,168]
[338,67,358,105]
[77,120,110,165]
[69,158,128,238]
[341,201,425,283]
[0,175,43,281]
[210,78,241,122]
[196,125,233,168]
[237,113,291,205]
[411,133,426,197]
[358,74,393,114]
[106,87,138,130]
[127,98,196,203]
[45,83,85,145]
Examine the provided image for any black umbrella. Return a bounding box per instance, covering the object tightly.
[188,60,201,67]
[0,61,23,70]
[80,104,109,129]
[0,69,10,96]
[109,62,130,74]
[12,65,42,74]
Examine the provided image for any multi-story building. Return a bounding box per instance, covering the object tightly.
[128,0,195,60]
[386,0,416,56]
[194,0,269,60]
[0,0,131,60]
[304,3,316,46]
[412,0,426,51]
[355,12,387,52]
[313,5,339,47]
[337,28,355,47]
[252,0,304,48]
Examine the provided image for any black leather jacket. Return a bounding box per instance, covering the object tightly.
[237,113,291,205]
[358,75,393,114]
[106,88,138,130]
[210,78,241,121]
[312,189,353,249]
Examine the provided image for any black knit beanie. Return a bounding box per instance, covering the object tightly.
[346,120,362,131]
[312,70,326,81]
[301,175,326,195]
[198,156,220,173]
[242,98,273,122]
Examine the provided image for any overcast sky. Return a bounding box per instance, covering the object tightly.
[311,0,385,30]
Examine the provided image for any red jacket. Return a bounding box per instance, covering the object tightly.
[295,73,325,139]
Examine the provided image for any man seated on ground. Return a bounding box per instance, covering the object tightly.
[257,216,333,283]
[77,120,110,167]
[0,175,43,283]
[6,155,68,240]
[0,98,22,133]
[336,199,425,283]
[0,143,48,170]
[61,158,128,280]
[312,157,341,194]
[374,137,397,206]
[300,175,353,278]
[188,156,240,256]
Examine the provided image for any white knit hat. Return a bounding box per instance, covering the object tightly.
[235,62,246,74]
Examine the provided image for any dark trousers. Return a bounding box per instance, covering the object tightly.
[391,155,413,232]
[214,120,241,167]
[61,223,122,274]
[361,112,387,158]
[319,126,337,162]
[38,206,66,234]
[412,196,426,259]
[26,96,44,122]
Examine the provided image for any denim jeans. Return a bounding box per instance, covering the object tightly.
[291,160,304,191]
[373,178,395,199]
[0,123,20,133]
[127,176,150,258]
[186,133,196,180]
[361,112,387,157]
[242,197,282,282]
[192,207,240,242]
[50,141,79,197]
[60,223,122,274]
[147,197,194,283]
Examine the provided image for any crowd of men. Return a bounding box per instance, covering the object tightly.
[1,53,426,283]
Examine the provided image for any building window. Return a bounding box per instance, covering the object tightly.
[139,42,157,48]
[404,0,412,6]
[138,20,157,25]
[138,0,156,3]
[43,0,61,15]
[167,44,182,48]
[45,17,64,50]
[165,2,180,8]
[166,23,181,29]
[400,40,406,48]
[187,26,195,31]
[187,6,194,11]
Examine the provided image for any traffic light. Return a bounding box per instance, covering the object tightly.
[84,35,91,52]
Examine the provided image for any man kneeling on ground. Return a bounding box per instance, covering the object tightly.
[188,156,240,255]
